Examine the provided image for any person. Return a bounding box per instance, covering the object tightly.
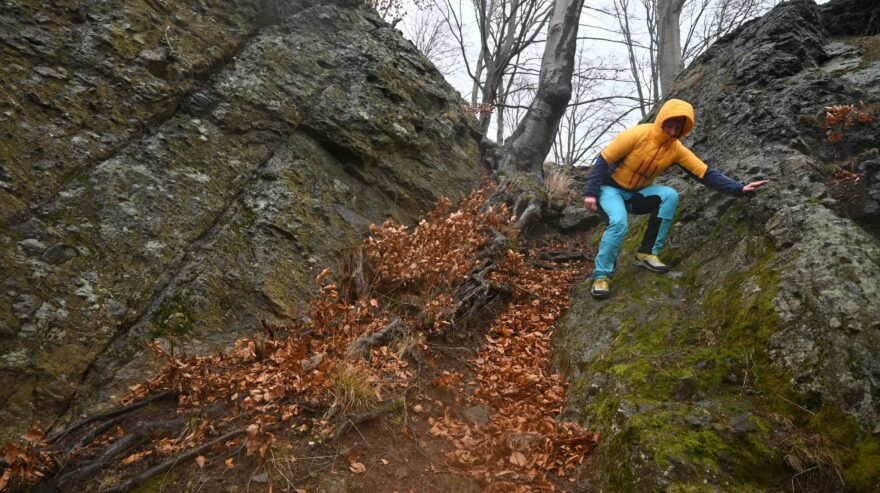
[583,98,768,299]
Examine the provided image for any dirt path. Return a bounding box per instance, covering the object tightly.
[2,187,599,493]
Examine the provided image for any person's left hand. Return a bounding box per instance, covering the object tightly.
[742,180,769,193]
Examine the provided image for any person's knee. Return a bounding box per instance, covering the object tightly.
[606,215,629,235]
[660,187,679,206]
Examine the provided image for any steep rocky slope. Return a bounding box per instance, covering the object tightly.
[0,0,482,440]
[558,0,880,490]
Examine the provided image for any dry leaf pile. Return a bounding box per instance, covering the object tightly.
[0,429,49,490]
[1,184,596,492]
[428,246,597,490]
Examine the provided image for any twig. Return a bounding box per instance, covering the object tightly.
[164,26,177,57]
[740,349,754,396]
[791,465,818,492]
[774,394,815,415]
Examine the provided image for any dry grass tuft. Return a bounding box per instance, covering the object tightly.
[544,166,576,203]
[781,422,844,491]
[325,363,378,419]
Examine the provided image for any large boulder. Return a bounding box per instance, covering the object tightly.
[0,0,482,439]
[558,0,880,490]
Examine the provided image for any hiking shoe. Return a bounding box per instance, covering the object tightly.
[591,278,610,299]
[635,253,669,273]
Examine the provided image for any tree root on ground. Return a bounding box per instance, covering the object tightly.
[34,402,226,493]
[535,249,590,263]
[46,391,173,445]
[448,261,512,332]
[99,428,246,493]
[347,318,406,358]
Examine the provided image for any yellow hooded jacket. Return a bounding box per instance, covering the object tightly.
[600,99,708,191]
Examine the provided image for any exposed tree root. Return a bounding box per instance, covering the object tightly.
[347,318,406,358]
[514,198,542,232]
[54,431,147,489]
[34,402,226,493]
[535,249,590,263]
[46,391,173,445]
[100,428,246,493]
[446,265,514,340]
[444,227,514,339]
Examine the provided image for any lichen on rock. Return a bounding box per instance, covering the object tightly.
[0,0,482,439]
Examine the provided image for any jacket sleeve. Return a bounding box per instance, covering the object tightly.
[584,154,611,197]
[699,167,745,195]
[675,144,744,195]
[600,126,640,164]
[678,164,745,195]
[675,144,709,178]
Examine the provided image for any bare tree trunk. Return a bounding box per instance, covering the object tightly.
[496,78,506,143]
[498,0,585,175]
[471,51,485,105]
[658,0,685,96]
[642,0,661,103]
[616,0,648,117]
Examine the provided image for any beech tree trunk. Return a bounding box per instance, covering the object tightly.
[658,0,686,96]
[498,0,585,174]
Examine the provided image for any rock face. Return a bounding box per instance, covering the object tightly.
[557,0,880,490]
[0,0,482,439]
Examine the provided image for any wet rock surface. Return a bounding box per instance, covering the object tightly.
[558,0,880,490]
[0,0,481,439]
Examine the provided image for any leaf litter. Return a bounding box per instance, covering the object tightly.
[1,184,597,492]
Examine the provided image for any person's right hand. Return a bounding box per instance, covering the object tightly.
[583,196,597,212]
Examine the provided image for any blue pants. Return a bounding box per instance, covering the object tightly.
[593,185,679,279]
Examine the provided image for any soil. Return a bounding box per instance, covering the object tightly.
[46,330,595,493]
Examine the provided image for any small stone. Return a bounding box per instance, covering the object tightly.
[461,405,491,426]
[694,359,716,370]
[19,324,37,338]
[684,412,712,427]
[33,66,68,80]
[18,238,46,255]
[259,168,279,181]
[42,244,78,264]
[730,415,756,433]
[12,294,38,320]
[637,402,657,413]
[105,299,127,318]
[674,377,697,401]
[32,159,60,171]
[251,472,268,483]
[393,465,409,480]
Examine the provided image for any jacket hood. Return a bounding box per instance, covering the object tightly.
[655,98,695,138]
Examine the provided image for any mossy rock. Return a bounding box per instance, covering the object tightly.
[557,201,880,491]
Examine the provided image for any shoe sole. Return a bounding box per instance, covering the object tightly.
[591,289,610,299]
[634,260,669,274]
